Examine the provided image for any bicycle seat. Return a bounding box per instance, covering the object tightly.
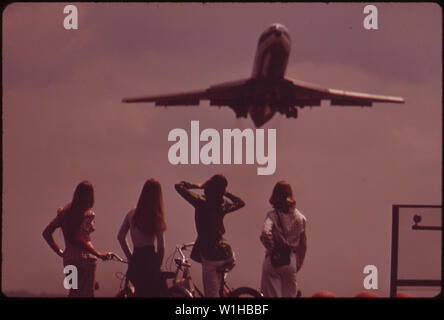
[216,258,236,273]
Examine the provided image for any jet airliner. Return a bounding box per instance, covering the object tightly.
[123,23,404,127]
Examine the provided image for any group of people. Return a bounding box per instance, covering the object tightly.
[43,175,307,298]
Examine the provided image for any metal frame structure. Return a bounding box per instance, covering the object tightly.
[390,204,442,297]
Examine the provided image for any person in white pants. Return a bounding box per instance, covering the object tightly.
[201,254,235,297]
[175,175,245,297]
[261,251,298,297]
[260,181,307,298]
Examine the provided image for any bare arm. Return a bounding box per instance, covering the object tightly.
[223,191,246,214]
[117,214,132,261]
[42,218,64,258]
[174,181,203,207]
[42,218,106,260]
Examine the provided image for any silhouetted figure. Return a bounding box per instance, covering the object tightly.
[260,181,307,297]
[118,179,167,297]
[175,175,245,297]
[42,181,111,297]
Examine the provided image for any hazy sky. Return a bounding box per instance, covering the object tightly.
[2,3,442,297]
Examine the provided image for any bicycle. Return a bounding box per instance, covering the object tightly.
[108,252,176,297]
[164,242,262,298]
[107,252,135,297]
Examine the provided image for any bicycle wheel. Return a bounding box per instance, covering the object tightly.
[165,285,194,298]
[228,287,262,298]
[116,287,135,298]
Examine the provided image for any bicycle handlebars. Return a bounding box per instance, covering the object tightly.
[108,252,128,264]
[180,242,195,250]
[176,242,194,263]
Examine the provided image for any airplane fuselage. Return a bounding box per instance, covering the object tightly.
[249,23,292,126]
[252,23,291,81]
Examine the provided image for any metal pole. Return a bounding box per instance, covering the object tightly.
[390,205,399,298]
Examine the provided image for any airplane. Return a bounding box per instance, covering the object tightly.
[122,23,405,127]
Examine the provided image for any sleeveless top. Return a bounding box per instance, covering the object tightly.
[118,208,165,250]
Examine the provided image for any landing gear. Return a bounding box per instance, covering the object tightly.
[232,105,248,118]
[286,106,298,118]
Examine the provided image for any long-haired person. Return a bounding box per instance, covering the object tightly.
[260,181,307,297]
[118,179,167,297]
[43,181,111,297]
[175,174,245,297]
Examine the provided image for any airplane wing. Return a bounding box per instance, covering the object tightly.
[122,78,251,107]
[122,90,206,106]
[122,77,404,123]
[283,78,405,107]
